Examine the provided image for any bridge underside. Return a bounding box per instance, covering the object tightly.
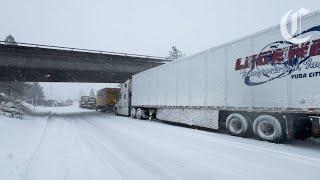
[0,67,133,83]
[0,43,167,83]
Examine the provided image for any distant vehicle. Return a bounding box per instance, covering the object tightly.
[56,101,71,107]
[96,88,120,112]
[65,100,73,106]
[56,101,65,107]
[37,100,48,106]
[115,12,320,143]
[79,96,96,109]
[47,100,58,107]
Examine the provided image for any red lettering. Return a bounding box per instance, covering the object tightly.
[272,48,285,63]
[234,38,320,71]
[235,58,243,70]
[288,42,310,59]
[235,58,244,70]
[235,56,253,71]
[245,55,255,69]
[256,51,272,66]
[310,39,320,57]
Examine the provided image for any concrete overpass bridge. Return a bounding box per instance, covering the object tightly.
[0,41,169,83]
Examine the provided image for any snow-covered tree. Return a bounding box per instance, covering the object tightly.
[23,82,45,101]
[168,46,185,60]
[4,35,17,46]
[89,89,96,98]
[79,89,86,99]
[0,82,26,99]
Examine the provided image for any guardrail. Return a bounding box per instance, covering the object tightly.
[0,41,171,62]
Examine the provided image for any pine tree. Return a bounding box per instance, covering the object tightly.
[0,82,27,99]
[4,35,17,46]
[168,46,185,60]
[79,89,86,99]
[23,82,45,101]
[89,89,96,98]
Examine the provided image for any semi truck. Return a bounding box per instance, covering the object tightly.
[79,96,96,109]
[115,11,320,142]
[96,88,120,112]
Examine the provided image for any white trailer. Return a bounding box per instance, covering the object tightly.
[115,11,320,142]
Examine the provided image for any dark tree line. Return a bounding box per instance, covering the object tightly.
[0,82,45,101]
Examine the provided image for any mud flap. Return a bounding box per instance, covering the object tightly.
[310,116,320,138]
[284,115,294,140]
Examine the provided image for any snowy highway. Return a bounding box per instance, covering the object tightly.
[1,106,320,180]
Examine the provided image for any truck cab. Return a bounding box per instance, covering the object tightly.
[114,79,132,116]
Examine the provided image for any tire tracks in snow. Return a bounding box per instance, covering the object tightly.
[70,117,125,180]
[69,117,123,179]
[18,112,53,180]
[81,117,293,179]
[58,117,90,180]
[115,116,320,166]
[77,117,265,180]
[73,117,178,180]
[84,115,320,180]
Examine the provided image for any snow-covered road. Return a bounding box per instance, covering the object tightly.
[1,106,320,180]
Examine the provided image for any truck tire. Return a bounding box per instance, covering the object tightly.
[130,108,136,118]
[136,108,143,119]
[226,113,251,137]
[253,115,284,142]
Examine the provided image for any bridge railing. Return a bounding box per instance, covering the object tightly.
[0,41,172,62]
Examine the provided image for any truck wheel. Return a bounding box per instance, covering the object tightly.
[226,113,251,137]
[253,115,284,142]
[136,108,143,119]
[130,108,136,118]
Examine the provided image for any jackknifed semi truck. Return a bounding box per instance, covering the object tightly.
[115,11,320,142]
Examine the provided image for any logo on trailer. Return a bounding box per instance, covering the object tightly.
[234,11,320,86]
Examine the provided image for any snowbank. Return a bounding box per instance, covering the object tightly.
[0,101,24,119]
[22,102,94,116]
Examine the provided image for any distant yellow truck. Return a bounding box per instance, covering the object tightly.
[96,88,120,112]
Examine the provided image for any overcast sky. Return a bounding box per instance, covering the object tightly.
[2,0,320,100]
[40,82,118,100]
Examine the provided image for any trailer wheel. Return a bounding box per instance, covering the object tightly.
[136,108,143,119]
[253,115,283,142]
[130,108,136,118]
[226,113,251,137]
